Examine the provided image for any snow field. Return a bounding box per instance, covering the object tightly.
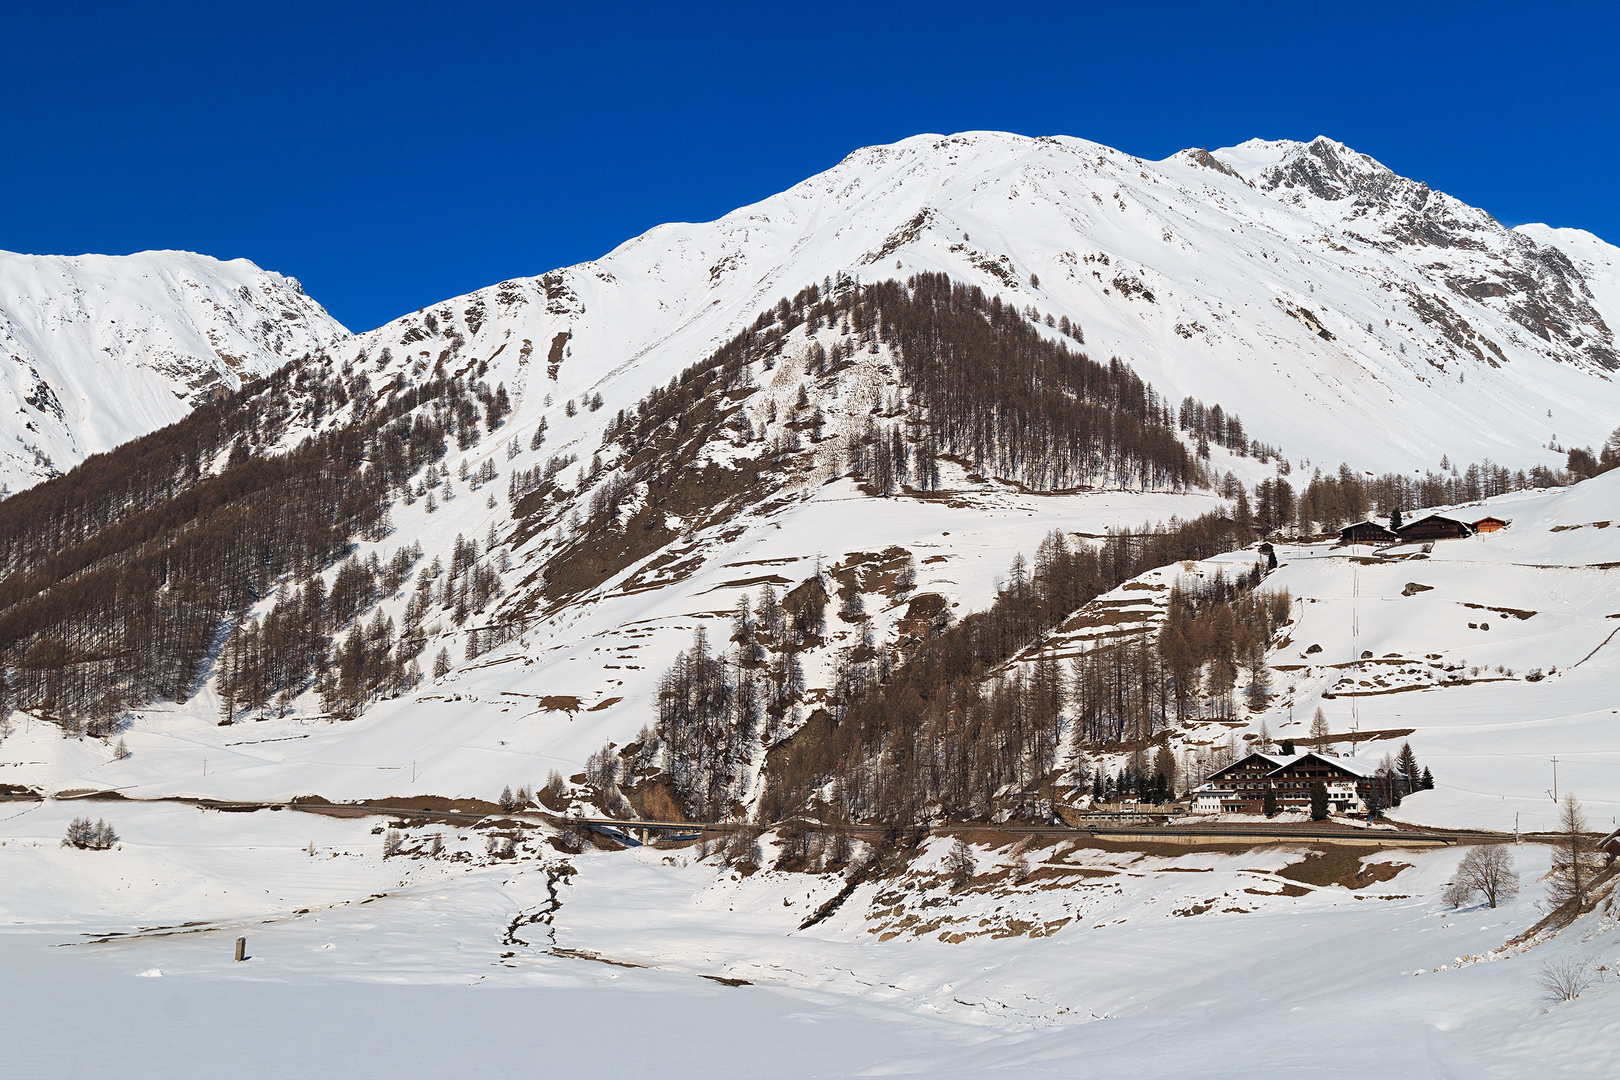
[1248,475,1620,832]
[3,799,1617,1078]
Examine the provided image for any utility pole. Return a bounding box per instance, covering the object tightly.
[1551,756,1558,802]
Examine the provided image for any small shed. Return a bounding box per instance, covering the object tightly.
[1338,520,1399,546]
[1473,516,1509,533]
[1397,514,1474,542]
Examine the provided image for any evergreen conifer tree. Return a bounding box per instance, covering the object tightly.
[1396,742,1420,793]
[1309,781,1329,821]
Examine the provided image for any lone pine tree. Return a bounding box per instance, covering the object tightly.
[1309,782,1330,821]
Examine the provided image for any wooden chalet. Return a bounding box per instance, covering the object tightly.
[1396,514,1474,543]
[1191,752,1286,813]
[1473,516,1510,533]
[1338,520,1399,546]
[1600,827,1620,864]
[1267,753,1374,814]
[1192,752,1374,815]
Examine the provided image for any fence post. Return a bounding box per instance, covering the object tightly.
[234,936,246,962]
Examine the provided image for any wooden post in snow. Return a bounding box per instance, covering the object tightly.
[234,937,246,962]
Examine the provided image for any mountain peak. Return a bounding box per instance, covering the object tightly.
[0,248,349,490]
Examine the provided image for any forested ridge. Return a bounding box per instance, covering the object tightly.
[0,354,512,726]
[605,272,1242,496]
[1279,444,1620,536]
[648,505,1290,826]
[529,272,1261,613]
[0,270,1292,779]
[1,258,1578,814]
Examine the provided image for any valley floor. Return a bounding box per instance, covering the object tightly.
[3,799,1617,1078]
[8,455,1620,1078]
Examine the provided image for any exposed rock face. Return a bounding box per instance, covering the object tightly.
[1225,136,1614,370]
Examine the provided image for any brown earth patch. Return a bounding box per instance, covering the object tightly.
[701,574,795,592]
[829,546,915,604]
[1462,603,1537,620]
[1244,883,1311,897]
[289,794,505,818]
[1024,865,1117,884]
[546,332,568,380]
[894,592,948,647]
[1277,848,1411,890]
[624,778,686,822]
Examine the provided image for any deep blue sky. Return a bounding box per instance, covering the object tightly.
[4,1,1616,331]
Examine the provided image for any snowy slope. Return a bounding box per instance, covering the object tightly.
[328,131,1620,489]
[1251,475,1620,833]
[5,130,1620,821]
[1516,223,1620,348]
[3,797,1616,1079]
[0,249,349,491]
[1002,470,1620,834]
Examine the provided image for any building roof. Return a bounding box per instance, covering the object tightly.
[1397,513,1473,533]
[1283,751,1378,777]
[1339,519,1398,535]
[1198,751,1379,790]
[1202,751,1288,783]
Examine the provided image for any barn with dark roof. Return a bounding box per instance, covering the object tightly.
[1396,514,1473,543]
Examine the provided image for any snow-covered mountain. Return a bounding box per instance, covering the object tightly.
[334,131,1620,481]
[5,130,1620,833]
[8,134,1616,495]
[0,249,349,490]
[9,135,1620,1080]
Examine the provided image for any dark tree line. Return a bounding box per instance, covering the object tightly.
[1071,566,1290,745]
[0,353,506,725]
[753,508,1268,826]
[216,543,429,721]
[867,273,1204,492]
[1563,426,1620,483]
[603,273,1236,497]
[1285,455,1576,536]
[1177,397,1276,463]
[656,579,822,819]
